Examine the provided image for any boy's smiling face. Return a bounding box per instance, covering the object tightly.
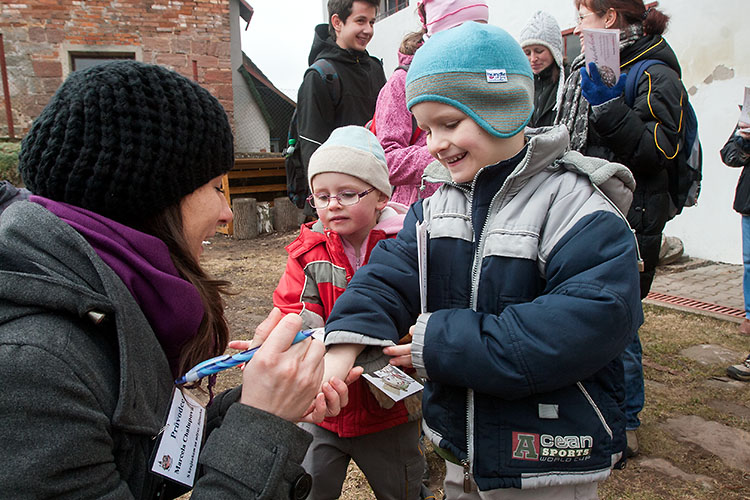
[332,1,376,52]
[412,101,508,184]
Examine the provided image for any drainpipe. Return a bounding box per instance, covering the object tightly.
[0,33,14,139]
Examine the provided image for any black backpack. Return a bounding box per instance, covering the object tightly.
[284,59,341,209]
[623,59,702,218]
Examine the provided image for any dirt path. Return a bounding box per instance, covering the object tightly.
[200,232,750,500]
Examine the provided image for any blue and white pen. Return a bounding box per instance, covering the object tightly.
[175,329,316,385]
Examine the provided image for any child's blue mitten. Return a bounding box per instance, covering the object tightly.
[580,62,626,106]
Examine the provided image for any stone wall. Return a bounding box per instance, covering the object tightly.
[0,0,233,137]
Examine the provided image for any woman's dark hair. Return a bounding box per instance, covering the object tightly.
[140,204,231,387]
[575,0,669,35]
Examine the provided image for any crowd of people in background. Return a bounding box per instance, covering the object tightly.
[0,0,748,499]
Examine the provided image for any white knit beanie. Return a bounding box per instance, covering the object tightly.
[308,126,392,197]
[519,10,565,111]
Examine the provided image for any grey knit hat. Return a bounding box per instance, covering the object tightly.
[519,10,565,111]
[19,60,234,225]
[308,126,392,197]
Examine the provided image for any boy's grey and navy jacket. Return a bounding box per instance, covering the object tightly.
[720,125,750,215]
[0,202,312,499]
[325,127,644,491]
[297,24,386,169]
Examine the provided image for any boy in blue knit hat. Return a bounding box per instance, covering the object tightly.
[323,22,644,498]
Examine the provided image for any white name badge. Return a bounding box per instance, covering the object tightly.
[486,69,507,83]
[151,388,206,487]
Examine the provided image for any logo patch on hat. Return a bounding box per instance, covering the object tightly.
[486,69,507,83]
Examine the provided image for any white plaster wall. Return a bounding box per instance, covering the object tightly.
[363,0,750,264]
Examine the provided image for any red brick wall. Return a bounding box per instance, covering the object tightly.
[0,0,233,136]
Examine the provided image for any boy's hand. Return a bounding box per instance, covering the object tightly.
[738,121,750,140]
[383,343,413,369]
[384,324,415,369]
[299,367,364,423]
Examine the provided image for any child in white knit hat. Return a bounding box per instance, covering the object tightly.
[324,22,644,499]
[272,125,428,499]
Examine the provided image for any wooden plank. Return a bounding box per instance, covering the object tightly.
[228,184,287,194]
[218,157,287,236]
[226,168,285,179]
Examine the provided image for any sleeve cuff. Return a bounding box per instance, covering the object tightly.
[325,330,396,374]
[411,312,431,379]
[198,403,312,496]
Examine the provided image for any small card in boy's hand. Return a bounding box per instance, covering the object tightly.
[363,365,423,402]
[582,28,620,87]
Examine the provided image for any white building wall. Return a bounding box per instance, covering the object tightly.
[328,0,750,263]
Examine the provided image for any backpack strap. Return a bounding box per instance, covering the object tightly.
[308,58,341,107]
[624,59,665,108]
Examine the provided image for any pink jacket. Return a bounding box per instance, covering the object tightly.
[374,52,441,206]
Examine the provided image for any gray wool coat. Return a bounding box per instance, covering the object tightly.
[0,201,312,499]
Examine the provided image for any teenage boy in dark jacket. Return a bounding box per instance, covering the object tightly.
[296,0,386,193]
[721,118,750,381]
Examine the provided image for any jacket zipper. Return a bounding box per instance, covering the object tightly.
[463,171,512,492]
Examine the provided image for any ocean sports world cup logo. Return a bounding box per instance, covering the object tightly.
[512,432,594,462]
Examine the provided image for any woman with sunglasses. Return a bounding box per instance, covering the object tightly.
[557,0,687,459]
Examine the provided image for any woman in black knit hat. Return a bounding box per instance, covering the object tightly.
[0,60,354,499]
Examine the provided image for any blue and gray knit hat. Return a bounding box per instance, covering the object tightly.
[405,22,534,138]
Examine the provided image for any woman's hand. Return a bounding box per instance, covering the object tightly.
[239,313,325,421]
[227,308,289,352]
[738,121,750,140]
[580,62,626,106]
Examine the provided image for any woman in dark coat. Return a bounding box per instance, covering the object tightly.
[556,0,687,458]
[0,60,353,499]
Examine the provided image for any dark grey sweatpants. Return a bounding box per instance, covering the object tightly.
[299,420,425,500]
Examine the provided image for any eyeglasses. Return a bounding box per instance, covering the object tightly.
[576,12,595,25]
[307,187,376,209]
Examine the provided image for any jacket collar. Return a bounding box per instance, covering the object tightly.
[0,202,172,435]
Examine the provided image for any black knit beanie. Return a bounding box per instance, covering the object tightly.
[19,60,234,225]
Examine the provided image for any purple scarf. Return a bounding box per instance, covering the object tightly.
[31,196,204,377]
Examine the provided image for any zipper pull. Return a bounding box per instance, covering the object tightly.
[462,459,472,493]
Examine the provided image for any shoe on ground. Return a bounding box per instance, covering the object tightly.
[626,430,639,458]
[739,319,750,335]
[726,354,750,381]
